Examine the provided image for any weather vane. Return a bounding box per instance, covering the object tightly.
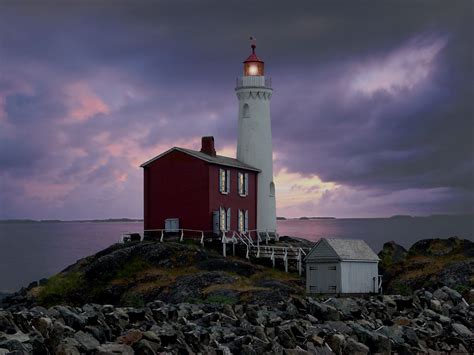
[250,36,256,53]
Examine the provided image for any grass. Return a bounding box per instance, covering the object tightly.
[202,268,301,295]
[114,257,152,280]
[37,272,85,306]
[120,292,145,308]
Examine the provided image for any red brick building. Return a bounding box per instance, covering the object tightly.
[141,136,259,236]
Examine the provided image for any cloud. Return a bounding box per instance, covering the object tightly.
[0,0,472,219]
[350,35,447,96]
[64,83,110,123]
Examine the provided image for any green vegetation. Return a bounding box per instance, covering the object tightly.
[37,272,85,306]
[391,281,413,296]
[120,292,145,308]
[115,258,152,280]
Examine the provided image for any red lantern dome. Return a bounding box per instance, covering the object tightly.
[243,37,264,76]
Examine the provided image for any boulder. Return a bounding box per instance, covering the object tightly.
[326,333,345,353]
[343,338,369,355]
[350,323,391,353]
[452,323,473,338]
[307,299,340,321]
[56,343,81,355]
[74,330,100,352]
[96,342,134,354]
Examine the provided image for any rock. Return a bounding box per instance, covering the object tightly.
[307,299,340,321]
[433,288,450,302]
[55,306,86,330]
[452,323,472,337]
[307,334,324,346]
[0,339,29,353]
[96,342,134,354]
[31,316,53,337]
[164,271,237,303]
[197,258,260,276]
[430,299,442,313]
[326,333,345,353]
[0,311,17,334]
[74,330,100,352]
[351,323,391,353]
[134,339,160,354]
[117,329,143,346]
[442,286,463,304]
[56,343,81,355]
[343,338,369,355]
[326,298,361,319]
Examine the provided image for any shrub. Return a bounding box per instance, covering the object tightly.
[38,272,85,306]
[120,292,145,308]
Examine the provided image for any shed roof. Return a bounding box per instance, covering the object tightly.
[306,238,379,262]
[140,147,260,172]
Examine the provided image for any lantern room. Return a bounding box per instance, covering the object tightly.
[243,38,264,76]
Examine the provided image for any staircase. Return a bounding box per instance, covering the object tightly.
[221,231,311,275]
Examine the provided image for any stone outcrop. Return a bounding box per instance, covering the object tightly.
[378,237,473,296]
[0,286,472,354]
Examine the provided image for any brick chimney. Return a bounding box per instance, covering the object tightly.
[200,136,216,157]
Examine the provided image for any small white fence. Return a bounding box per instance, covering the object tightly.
[221,230,310,275]
[121,228,309,274]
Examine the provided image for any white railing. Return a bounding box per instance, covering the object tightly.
[137,228,306,274]
[143,228,207,246]
[235,76,272,88]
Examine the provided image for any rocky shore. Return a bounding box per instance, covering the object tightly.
[0,285,473,354]
[1,236,472,354]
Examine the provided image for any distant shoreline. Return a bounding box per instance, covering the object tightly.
[1,214,472,224]
[0,218,144,224]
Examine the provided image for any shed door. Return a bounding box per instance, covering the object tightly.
[309,263,338,293]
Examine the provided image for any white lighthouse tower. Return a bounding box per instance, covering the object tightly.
[236,39,277,234]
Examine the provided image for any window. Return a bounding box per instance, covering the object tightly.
[238,209,249,232]
[269,181,275,197]
[220,207,231,231]
[238,210,244,232]
[238,172,249,196]
[219,169,230,194]
[328,266,336,271]
[242,103,250,118]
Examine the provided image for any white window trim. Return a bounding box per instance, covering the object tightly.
[219,168,231,195]
[238,172,249,197]
[244,209,248,232]
[226,208,231,231]
[238,209,244,232]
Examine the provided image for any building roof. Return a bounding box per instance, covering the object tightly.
[140,147,261,172]
[243,52,264,63]
[306,238,379,262]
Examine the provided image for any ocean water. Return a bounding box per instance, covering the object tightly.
[0,216,472,292]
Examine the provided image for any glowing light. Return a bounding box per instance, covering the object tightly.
[248,64,258,75]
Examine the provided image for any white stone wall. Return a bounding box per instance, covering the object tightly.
[236,75,276,232]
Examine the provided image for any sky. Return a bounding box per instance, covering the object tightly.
[0,0,472,219]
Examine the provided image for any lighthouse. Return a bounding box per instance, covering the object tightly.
[236,39,277,233]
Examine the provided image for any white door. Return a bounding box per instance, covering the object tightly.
[212,211,220,235]
[309,263,338,293]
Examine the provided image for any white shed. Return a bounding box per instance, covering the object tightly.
[305,238,381,294]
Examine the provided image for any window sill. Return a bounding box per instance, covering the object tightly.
[220,191,229,195]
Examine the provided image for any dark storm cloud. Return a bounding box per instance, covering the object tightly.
[0,0,472,218]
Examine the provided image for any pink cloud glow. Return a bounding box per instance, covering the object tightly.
[351,36,447,96]
[65,83,110,123]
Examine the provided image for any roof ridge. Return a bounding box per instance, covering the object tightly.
[141,146,260,172]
